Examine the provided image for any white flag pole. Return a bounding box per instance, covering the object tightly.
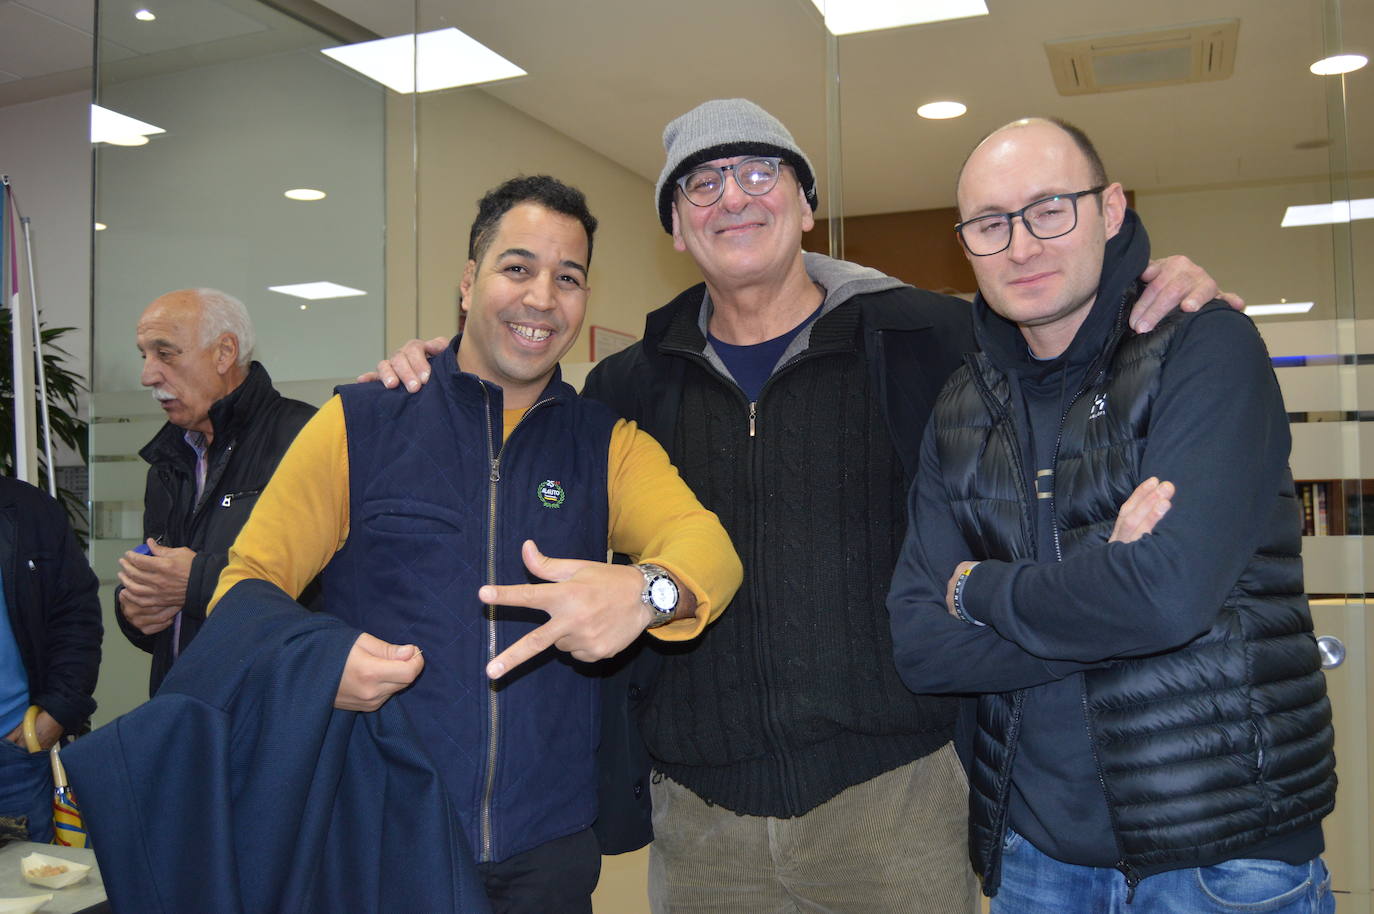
[2,176,38,485]
[20,216,55,496]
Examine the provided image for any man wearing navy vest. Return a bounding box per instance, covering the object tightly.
[210,175,741,913]
[888,118,1336,913]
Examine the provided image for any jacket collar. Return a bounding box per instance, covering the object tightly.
[140,361,279,465]
[649,252,918,358]
[437,334,576,408]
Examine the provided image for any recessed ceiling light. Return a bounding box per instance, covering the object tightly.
[93,222,107,231]
[268,282,367,300]
[1281,199,1374,227]
[1310,54,1367,76]
[90,105,164,145]
[134,8,156,21]
[808,0,987,36]
[917,101,967,120]
[284,188,327,201]
[299,304,308,311]
[1245,301,1315,317]
[321,27,526,94]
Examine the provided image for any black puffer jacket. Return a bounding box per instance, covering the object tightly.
[0,477,101,733]
[116,362,315,695]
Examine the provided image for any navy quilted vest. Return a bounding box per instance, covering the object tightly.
[323,341,617,864]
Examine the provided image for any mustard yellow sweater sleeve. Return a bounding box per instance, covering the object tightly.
[208,395,350,613]
[606,419,742,641]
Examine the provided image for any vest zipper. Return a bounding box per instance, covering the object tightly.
[985,690,1027,893]
[963,359,1042,891]
[965,356,1038,554]
[1049,293,1132,886]
[477,386,557,863]
[748,401,756,437]
[1078,682,1138,900]
[1045,291,1131,561]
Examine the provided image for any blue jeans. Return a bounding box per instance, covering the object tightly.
[991,828,1335,914]
[0,738,53,842]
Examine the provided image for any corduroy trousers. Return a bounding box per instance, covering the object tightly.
[647,741,977,913]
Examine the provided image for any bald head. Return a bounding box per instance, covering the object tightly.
[136,288,254,439]
[957,117,1107,201]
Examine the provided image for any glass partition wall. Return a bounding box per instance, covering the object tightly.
[86,0,1368,910]
[820,1,1369,908]
[88,1,390,720]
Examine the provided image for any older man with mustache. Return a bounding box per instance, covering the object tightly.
[117,287,316,695]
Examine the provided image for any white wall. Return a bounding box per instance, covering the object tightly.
[93,48,388,394]
[0,90,93,425]
[392,87,703,359]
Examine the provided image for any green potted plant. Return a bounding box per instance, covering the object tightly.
[0,309,89,533]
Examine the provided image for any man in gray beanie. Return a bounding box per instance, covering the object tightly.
[373,99,1236,911]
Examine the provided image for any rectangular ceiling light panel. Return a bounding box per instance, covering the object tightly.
[1244,302,1315,316]
[90,104,165,144]
[268,282,367,300]
[808,0,988,36]
[1281,199,1374,227]
[321,27,526,94]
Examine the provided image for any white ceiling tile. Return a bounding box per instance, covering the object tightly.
[96,0,269,56]
[0,2,92,78]
[14,0,92,34]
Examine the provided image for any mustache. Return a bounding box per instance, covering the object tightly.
[150,388,175,402]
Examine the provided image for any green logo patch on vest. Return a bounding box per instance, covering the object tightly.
[537,479,566,508]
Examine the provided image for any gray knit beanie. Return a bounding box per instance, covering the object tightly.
[654,98,819,233]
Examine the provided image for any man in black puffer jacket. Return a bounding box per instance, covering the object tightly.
[116,288,316,695]
[888,117,1336,914]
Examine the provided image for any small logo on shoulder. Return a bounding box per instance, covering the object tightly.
[1089,393,1108,421]
[537,479,566,508]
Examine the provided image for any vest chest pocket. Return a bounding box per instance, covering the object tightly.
[359,498,467,535]
[351,500,475,612]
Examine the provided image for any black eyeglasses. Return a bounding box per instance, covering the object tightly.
[676,157,784,208]
[955,186,1107,256]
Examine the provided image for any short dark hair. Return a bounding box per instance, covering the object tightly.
[1044,117,1108,187]
[956,117,1109,195]
[467,175,598,268]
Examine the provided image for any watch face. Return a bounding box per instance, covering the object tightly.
[649,576,678,610]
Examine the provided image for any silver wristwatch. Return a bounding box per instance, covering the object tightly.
[635,563,679,628]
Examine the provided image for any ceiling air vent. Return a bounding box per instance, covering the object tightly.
[1045,19,1239,96]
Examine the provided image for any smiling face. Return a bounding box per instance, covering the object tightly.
[136,291,242,437]
[456,202,591,409]
[957,120,1126,357]
[670,155,814,291]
